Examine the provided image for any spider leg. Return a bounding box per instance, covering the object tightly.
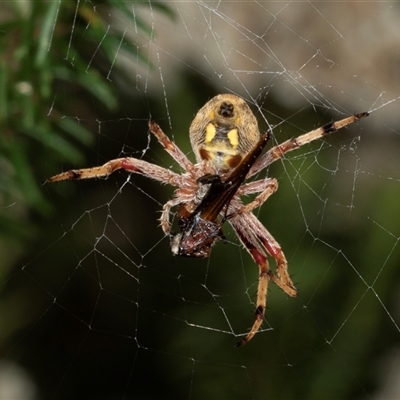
[230,212,297,346]
[149,121,194,173]
[248,112,369,178]
[160,198,183,235]
[234,178,278,215]
[44,157,182,186]
[44,121,194,185]
[238,177,277,196]
[233,226,272,347]
[241,212,297,296]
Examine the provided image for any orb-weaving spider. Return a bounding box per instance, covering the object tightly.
[45,94,368,346]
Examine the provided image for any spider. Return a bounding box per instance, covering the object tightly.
[170,131,270,258]
[45,94,368,346]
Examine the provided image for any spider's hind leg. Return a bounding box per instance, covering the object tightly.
[259,236,297,298]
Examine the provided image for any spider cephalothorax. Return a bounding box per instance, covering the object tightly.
[45,93,368,346]
[170,131,270,258]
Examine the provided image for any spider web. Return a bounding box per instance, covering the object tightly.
[2,1,400,399]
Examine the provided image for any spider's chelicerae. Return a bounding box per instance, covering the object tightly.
[45,94,368,346]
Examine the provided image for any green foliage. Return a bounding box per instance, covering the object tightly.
[0,1,158,245]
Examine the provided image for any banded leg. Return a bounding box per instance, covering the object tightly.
[230,212,297,346]
[248,112,369,178]
[44,157,182,186]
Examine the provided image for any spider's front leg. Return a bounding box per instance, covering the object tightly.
[233,229,273,347]
[247,213,297,297]
[160,198,183,235]
[230,212,297,347]
[233,177,297,296]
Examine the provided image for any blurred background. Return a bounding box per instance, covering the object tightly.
[1,1,400,399]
